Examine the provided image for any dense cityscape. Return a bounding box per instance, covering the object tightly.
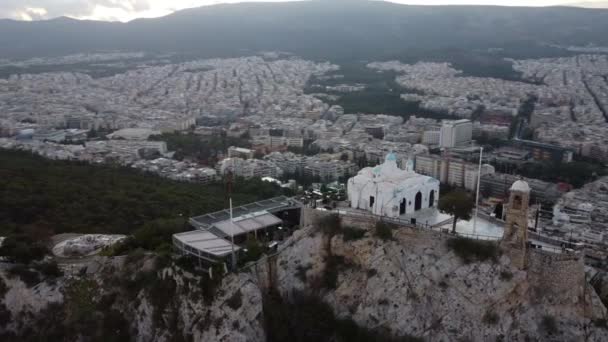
[3,1,608,341]
[2,50,608,261]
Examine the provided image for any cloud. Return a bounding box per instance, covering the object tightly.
[0,0,606,22]
[16,7,49,21]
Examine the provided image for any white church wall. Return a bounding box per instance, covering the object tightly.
[347,153,440,218]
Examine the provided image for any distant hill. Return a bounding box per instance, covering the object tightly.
[562,1,608,8]
[1,1,608,60]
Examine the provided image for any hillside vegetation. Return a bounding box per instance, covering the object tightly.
[0,149,283,237]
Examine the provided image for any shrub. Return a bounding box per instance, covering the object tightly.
[226,290,243,310]
[541,315,558,335]
[101,309,131,341]
[101,236,139,256]
[175,255,196,273]
[295,264,311,282]
[34,261,63,279]
[483,310,499,325]
[592,319,608,329]
[0,303,11,326]
[125,248,147,265]
[342,226,366,241]
[438,280,449,289]
[499,270,513,281]
[0,235,48,264]
[201,264,226,304]
[65,279,99,325]
[133,218,187,251]
[317,214,341,237]
[146,275,177,325]
[447,237,499,264]
[241,238,265,264]
[7,264,41,287]
[374,221,395,241]
[263,289,423,342]
[321,255,349,290]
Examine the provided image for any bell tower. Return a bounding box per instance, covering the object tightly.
[501,180,530,269]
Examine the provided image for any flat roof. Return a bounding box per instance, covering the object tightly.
[230,147,253,153]
[173,230,239,257]
[189,196,298,228]
[212,211,282,237]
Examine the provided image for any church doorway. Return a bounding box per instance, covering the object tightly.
[429,190,435,207]
[369,196,375,209]
[415,192,422,211]
[399,198,406,215]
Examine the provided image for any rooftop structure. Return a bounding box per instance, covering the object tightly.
[211,211,283,238]
[189,196,300,230]
[179,196,303,266]
[173,230,240,263]
[107,128,160,141]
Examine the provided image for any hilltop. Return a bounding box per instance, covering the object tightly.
[1,209,607,341]
[1,1,608,60]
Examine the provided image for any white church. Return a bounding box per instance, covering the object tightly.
[347,153,440,218]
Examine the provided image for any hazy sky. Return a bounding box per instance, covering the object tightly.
[1,0,606,22]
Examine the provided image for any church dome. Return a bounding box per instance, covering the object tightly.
[510,180,531,193]
[385,152,397,162]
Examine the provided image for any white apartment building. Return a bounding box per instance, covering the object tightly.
[217,158,282,179]
[439,119,473,148]
[447,159,466,187]
[414,154,443,180]
[264,152,306,174]
[285,136,304,148]
[304,160,355,182]
[228,146,254,159]
[464,164,495,192]
[422,130,441,145]
[416,154,492,190]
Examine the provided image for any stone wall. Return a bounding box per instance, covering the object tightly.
[527,248,585,305]
[300,207,329,229]
[301,207,377,231]
[340,213,377,230]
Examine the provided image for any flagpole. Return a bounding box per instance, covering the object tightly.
[473,147,483,235]
[230,197,236,270]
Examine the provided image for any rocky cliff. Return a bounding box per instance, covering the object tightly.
[271,222,608,341]
[1,219,608,341]
[0,255,265,342]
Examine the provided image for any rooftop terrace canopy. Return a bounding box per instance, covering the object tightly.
[189,196,299,229]
[173,230,239,258]
[212,211,283,238]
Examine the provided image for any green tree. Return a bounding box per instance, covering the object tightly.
[0,235,48,264]
[438,191,474,234]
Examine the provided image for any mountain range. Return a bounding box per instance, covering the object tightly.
[1,0,608,60]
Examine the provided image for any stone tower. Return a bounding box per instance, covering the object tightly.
[501,180,530,269]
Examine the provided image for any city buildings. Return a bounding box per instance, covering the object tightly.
[414,154,494,191]
[227,146,254,159]
[439,119,473,148]
[480,172,563,205]
[512,139,574,164]
[216,157,283,179]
